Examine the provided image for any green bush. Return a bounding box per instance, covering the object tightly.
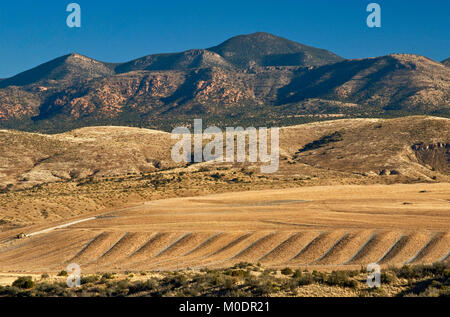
[128,279,158,295]
[35,283,66,296]
[296,273,315,286]
[12,276,35,289]
[101,272,116,280]
[281,268,293,276]
[326,271,357,288]
[81,275,100,285]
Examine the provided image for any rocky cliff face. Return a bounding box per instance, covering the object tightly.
[412,142,450,173]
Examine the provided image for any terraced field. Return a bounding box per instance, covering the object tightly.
[0,183,449,273]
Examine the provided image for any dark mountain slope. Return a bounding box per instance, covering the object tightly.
[208,32,344,68]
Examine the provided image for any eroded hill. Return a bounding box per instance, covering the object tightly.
[0,116,448,229]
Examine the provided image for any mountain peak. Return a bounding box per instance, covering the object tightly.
[208,32,344,68]
[0,53,114,88]
[442,58,450,66]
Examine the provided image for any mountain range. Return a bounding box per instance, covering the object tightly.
[0,32,449,133]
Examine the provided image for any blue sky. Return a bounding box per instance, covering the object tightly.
[0,0,449,78]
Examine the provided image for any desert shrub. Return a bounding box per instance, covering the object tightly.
[292,270,303,279]
[418,287,441,297]
[360,287,387,297]
[128,279,158,295]
[326,271,357,288]
[196,272,225,287]
[281,268,293,276]
[312,270,327,284]
[57,270,68,277]
[296,273,315,286]
[222,288,251,297]
[35,283,66,296]
[281,279,299,292]
[41,273,50,280]
[229,270,248,278]
[12,276,35,289]
[2,286,22,296]
[298,131,343,153]
[163,274,188,289]
[347,270,360,278]
[246,277,276,296]
[81,275,100,285]
[180,286,201,297]
[222,277,237,290]
[381,272,395,285]
[210,173,223,180]
[101,272,116,280]
[395,263,449,280]
[232,261,253,270]
[106,280,130,297]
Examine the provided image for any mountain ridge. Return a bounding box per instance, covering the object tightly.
[0,32,448,133]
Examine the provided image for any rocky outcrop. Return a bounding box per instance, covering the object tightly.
[412,142,450,173]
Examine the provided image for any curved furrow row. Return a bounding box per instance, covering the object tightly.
[72,231,126,267]
[441,251,450,263]
[139,233,214,270]
[346,231,402,265]
[376,232,432,265]
[155,233,246,270]
[89,232,155,269]
[231,232,292,262]
[409,232,450,264]
[123,233,183,270]
[316,230,375,265]
[1,229,448,272]
[184,233,224,257]
[289,231,346,265]
[259,231,320,265]
[199,232,270,269]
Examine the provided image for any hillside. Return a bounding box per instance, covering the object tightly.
[0,54,115,88]
[0,116,448,230]
[1,116,448,193]
[0,33,449,133]
[0,116,449,272]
